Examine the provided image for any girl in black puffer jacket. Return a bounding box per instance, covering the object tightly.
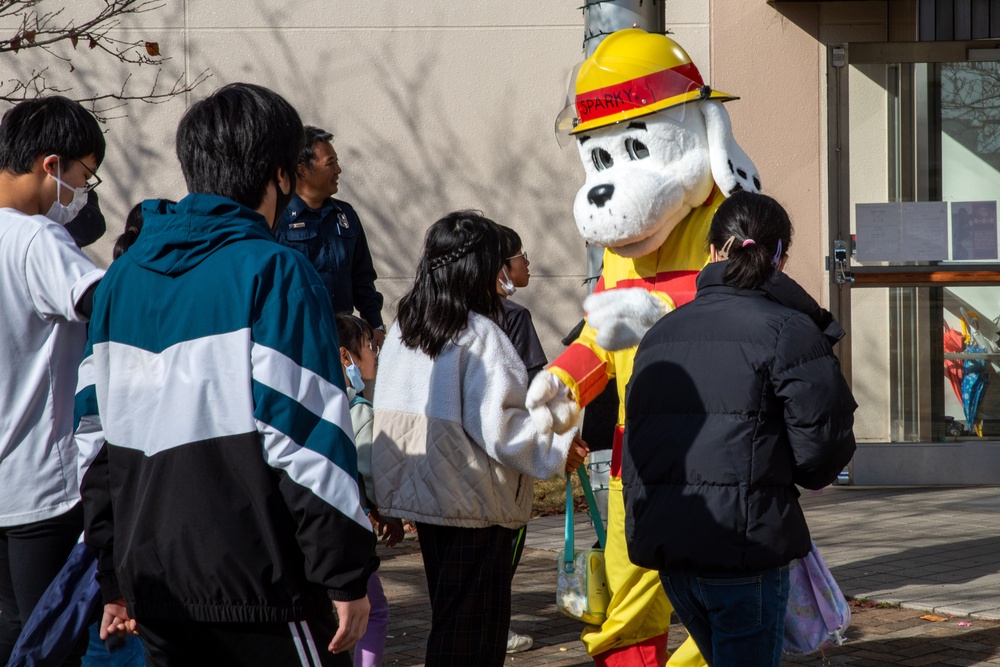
[623,191,857,667]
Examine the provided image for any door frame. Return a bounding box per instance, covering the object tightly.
[827,40,1000,485]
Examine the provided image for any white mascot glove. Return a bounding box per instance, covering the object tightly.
[584,288,671,352]
[526,371,580,435]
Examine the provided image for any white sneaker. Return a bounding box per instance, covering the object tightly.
[506,630,533,653]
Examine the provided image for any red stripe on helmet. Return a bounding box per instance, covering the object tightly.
[575,62,704,125]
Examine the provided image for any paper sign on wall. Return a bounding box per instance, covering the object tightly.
[902,202,948,261]
[856,203,901,262]
[951,201,998,260]
[856,202,949,262]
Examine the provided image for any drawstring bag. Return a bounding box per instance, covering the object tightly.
[7,542,102,667]
[784,541,851,654]
[556,464,610,625]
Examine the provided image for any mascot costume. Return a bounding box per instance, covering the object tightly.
[528,29,761,667]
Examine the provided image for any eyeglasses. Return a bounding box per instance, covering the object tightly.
[507,251,528,263]
[73,158,102,193]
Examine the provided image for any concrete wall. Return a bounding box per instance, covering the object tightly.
[3,1,592,361]
[2,1,901,382]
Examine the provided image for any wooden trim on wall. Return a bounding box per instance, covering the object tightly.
[852,267,1000,286]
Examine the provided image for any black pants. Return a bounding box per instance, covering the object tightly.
[0,503,84,666]
[139,616,350,667]
[512,525,527,573]
[416,522,515,667]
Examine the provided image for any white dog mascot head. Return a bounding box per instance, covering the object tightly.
[560,29,761,258]
[527,30,764,434]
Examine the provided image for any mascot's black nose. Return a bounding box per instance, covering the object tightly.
[587,184,615,208]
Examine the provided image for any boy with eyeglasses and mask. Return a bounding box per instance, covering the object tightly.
[0,95,106,665]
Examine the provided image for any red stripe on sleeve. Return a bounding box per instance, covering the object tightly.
[550,343,609,407]
[606,270,700,307]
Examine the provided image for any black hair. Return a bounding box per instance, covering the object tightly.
[335,313,374,358]
[708,191,793,290]
[299,125,334,169]
[176,83,303,210]
[0,96,105,174]
[113,203,145,260]
[113,200,175,260]
[397,210,504,358]
[498,224,523,268]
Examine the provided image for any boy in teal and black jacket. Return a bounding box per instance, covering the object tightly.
[77,83,377,666]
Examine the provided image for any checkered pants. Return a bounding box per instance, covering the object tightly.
[416,523,516,667]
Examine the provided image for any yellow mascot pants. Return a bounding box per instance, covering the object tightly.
[582,477,706,667]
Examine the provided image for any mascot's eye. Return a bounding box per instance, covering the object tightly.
[591,148,613,171]
[625,138,650,160]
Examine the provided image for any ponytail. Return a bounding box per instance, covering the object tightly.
[708,191,792,290]
[114,199,175,261]
[113,203,146,260]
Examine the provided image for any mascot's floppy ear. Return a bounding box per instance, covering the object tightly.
[702,100,762,196]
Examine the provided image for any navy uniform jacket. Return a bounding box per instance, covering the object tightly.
[275,195,384,328]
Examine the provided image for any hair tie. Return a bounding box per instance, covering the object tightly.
[771,239,783,268]
[742,239,756,247]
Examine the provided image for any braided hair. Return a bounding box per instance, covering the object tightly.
[397,210,504,358]
[708,191,793,290]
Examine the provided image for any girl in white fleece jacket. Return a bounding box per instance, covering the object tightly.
[372,211,587,667]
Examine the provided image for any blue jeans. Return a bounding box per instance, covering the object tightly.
[660,566,789,667]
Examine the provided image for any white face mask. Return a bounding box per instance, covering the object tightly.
[44,157,89,225]
[345,352,365,393]
[498,267,517,296]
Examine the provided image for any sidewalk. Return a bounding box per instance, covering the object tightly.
[378,485,1000,666]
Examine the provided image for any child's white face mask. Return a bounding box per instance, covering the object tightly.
[498,267,516,296]
[345,351,365,393]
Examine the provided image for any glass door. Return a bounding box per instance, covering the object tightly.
[830,43,1000,484]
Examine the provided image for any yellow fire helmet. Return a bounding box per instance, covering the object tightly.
[558,28,737,137]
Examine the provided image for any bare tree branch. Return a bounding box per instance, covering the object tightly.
[0,0,208,120]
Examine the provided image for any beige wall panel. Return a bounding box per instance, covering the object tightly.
[185,21,589,348]
[712,1,826,302]
[850,290,891,441]
[847,63,891,442]
[187,0,580,29]
[666,0,709,26]
[849,64,890,219]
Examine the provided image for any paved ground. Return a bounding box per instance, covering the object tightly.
[377,485,1000,666]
